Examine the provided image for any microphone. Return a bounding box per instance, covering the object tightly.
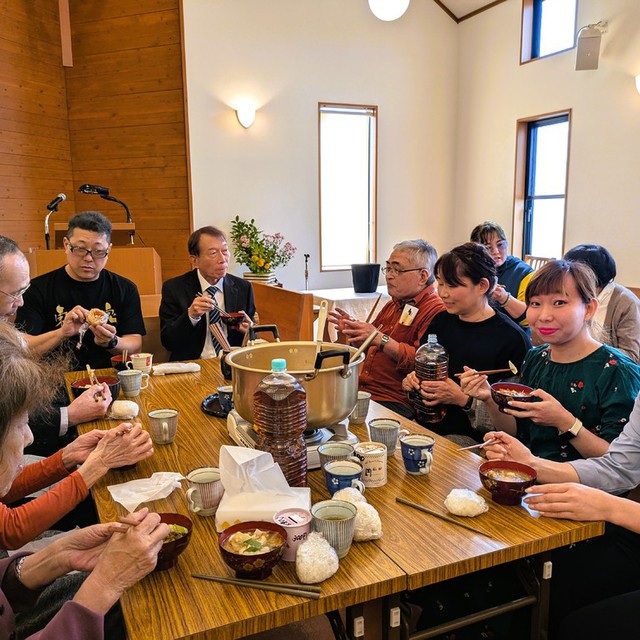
[78,184,110,196]
[46,193,66,211]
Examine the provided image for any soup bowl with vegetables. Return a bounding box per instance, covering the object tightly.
[219,521,287,579]
[490,382,539,413]
[479,460,537,505]
[155,513,193,571]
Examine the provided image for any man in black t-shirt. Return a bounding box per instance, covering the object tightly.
[16,211,145,371]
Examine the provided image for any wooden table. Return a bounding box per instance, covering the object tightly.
[69,361,603,640]
[69,360,406,640]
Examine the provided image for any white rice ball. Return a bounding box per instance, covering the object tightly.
[444,489,488,517]
[110,400,139,419]
[332,487,367,504]
[353,502,383,541]
[296,532,339,584]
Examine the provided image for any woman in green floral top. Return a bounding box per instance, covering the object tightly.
[461,260,640,462]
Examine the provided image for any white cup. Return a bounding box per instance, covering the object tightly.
[186,467,224,516]
[117,369,149,398]
[129,352,153,374]
[354,441,388,488]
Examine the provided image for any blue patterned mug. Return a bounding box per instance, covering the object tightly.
[400,434,435,475]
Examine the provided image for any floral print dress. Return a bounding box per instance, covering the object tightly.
[517,345,640,462]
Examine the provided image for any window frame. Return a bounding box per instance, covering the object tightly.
[520,0,578,65]
[317,102,378,272]
[512,110,572,259]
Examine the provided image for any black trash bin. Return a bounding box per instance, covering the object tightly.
[351,263,380,293]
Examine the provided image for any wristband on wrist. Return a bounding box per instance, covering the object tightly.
[561,417,583,437]
[499,292,512,307]
[106,335,118,350]
[462,395,474,411]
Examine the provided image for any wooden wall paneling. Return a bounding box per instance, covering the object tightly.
[0,0,76,253]
[66,0,191,281]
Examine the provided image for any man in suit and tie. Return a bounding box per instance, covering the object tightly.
[159,226,256,361]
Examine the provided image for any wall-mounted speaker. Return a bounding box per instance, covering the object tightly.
[575,26,602,71]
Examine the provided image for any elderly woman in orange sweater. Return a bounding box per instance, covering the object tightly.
[0,322,153,548]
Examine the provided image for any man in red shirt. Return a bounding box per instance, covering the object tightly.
[330,240,444,418]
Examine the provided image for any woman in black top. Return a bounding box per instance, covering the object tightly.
[403,242,531,442]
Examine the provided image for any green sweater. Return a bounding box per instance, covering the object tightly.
[518,345,640,462]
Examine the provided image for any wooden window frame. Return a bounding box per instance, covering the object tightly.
[520,0,578,65]
[511,109,572,259]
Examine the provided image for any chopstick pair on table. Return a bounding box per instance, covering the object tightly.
[395,497,495,539]
[192,574,321,599]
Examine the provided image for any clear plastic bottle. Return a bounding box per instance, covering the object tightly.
[254,358,308,487]
[414,334,448,424]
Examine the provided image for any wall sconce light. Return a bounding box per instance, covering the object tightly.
[368,0,410,22]
[236,106,256,128]
[636,75,640,96]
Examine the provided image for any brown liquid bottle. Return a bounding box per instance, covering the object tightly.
[414,334,448,423]
[254,358,308,487]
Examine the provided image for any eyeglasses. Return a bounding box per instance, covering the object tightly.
[381,267,425,276]
[0,283,30,301]
[68,245,110,259]
[483,240,507,253]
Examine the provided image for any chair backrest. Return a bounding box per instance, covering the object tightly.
[524,255,555,271]
[251,283,314,341]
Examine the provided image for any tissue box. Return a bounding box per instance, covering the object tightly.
[215,488,311,532]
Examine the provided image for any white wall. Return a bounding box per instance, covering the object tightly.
[182,0,458,289]
[455,0,640,285]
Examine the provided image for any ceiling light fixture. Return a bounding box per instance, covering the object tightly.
[368,0,410,22]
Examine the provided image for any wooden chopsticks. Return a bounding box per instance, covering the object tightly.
[209,322,232,351]
[197,291,235,319]
[395,497,495,539]
[454,367,512,378]
[192,574,321,599]
[365,293,383,323]
[86,364,104,401]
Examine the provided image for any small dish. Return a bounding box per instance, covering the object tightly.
[71,376,120,400]
[221,312,244,327]
[479,460,537,506]
[490,382,539,413]
[219,521,286,579]
[201,394,228,418]
[155,513,193,571]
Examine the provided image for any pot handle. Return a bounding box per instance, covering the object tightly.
[247,324,281,344]
[307,349,351,380]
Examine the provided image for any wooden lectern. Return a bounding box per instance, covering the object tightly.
[26,247,161,295]
[52,222,135,248]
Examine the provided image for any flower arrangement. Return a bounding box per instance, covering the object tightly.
[229,215,297,275]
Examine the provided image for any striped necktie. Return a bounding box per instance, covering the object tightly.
[206,285,222,354]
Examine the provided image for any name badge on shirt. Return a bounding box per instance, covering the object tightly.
[399,304,418,326]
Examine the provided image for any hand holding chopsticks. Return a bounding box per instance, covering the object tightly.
[192,574,321,599]
[454,360,518,378]
[86,364,105,402]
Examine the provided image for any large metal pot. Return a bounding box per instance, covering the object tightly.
[226,326,364,429]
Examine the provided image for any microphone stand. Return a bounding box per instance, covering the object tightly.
[44,208,60,250]
[304,254,310,290]
[100,194,134,244]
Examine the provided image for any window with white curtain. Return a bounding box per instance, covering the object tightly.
[318,103,377,271]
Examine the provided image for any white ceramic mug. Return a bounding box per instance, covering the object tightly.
[349,391,371,424]
[354,441,388,488]
[129,352,153,374]
[186,467,224,516]
[368,418,410,457]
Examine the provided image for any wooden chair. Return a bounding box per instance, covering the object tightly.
[524,255,555,271]
[251,283,315,341]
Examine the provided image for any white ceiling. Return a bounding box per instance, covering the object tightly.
[439,0,500,20]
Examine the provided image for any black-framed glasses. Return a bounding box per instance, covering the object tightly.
[0,283,30,301]
[381,267,425,276]
[68,244,110,259]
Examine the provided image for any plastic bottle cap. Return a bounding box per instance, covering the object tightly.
[427,334,437,343]
[271,358,287,372]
